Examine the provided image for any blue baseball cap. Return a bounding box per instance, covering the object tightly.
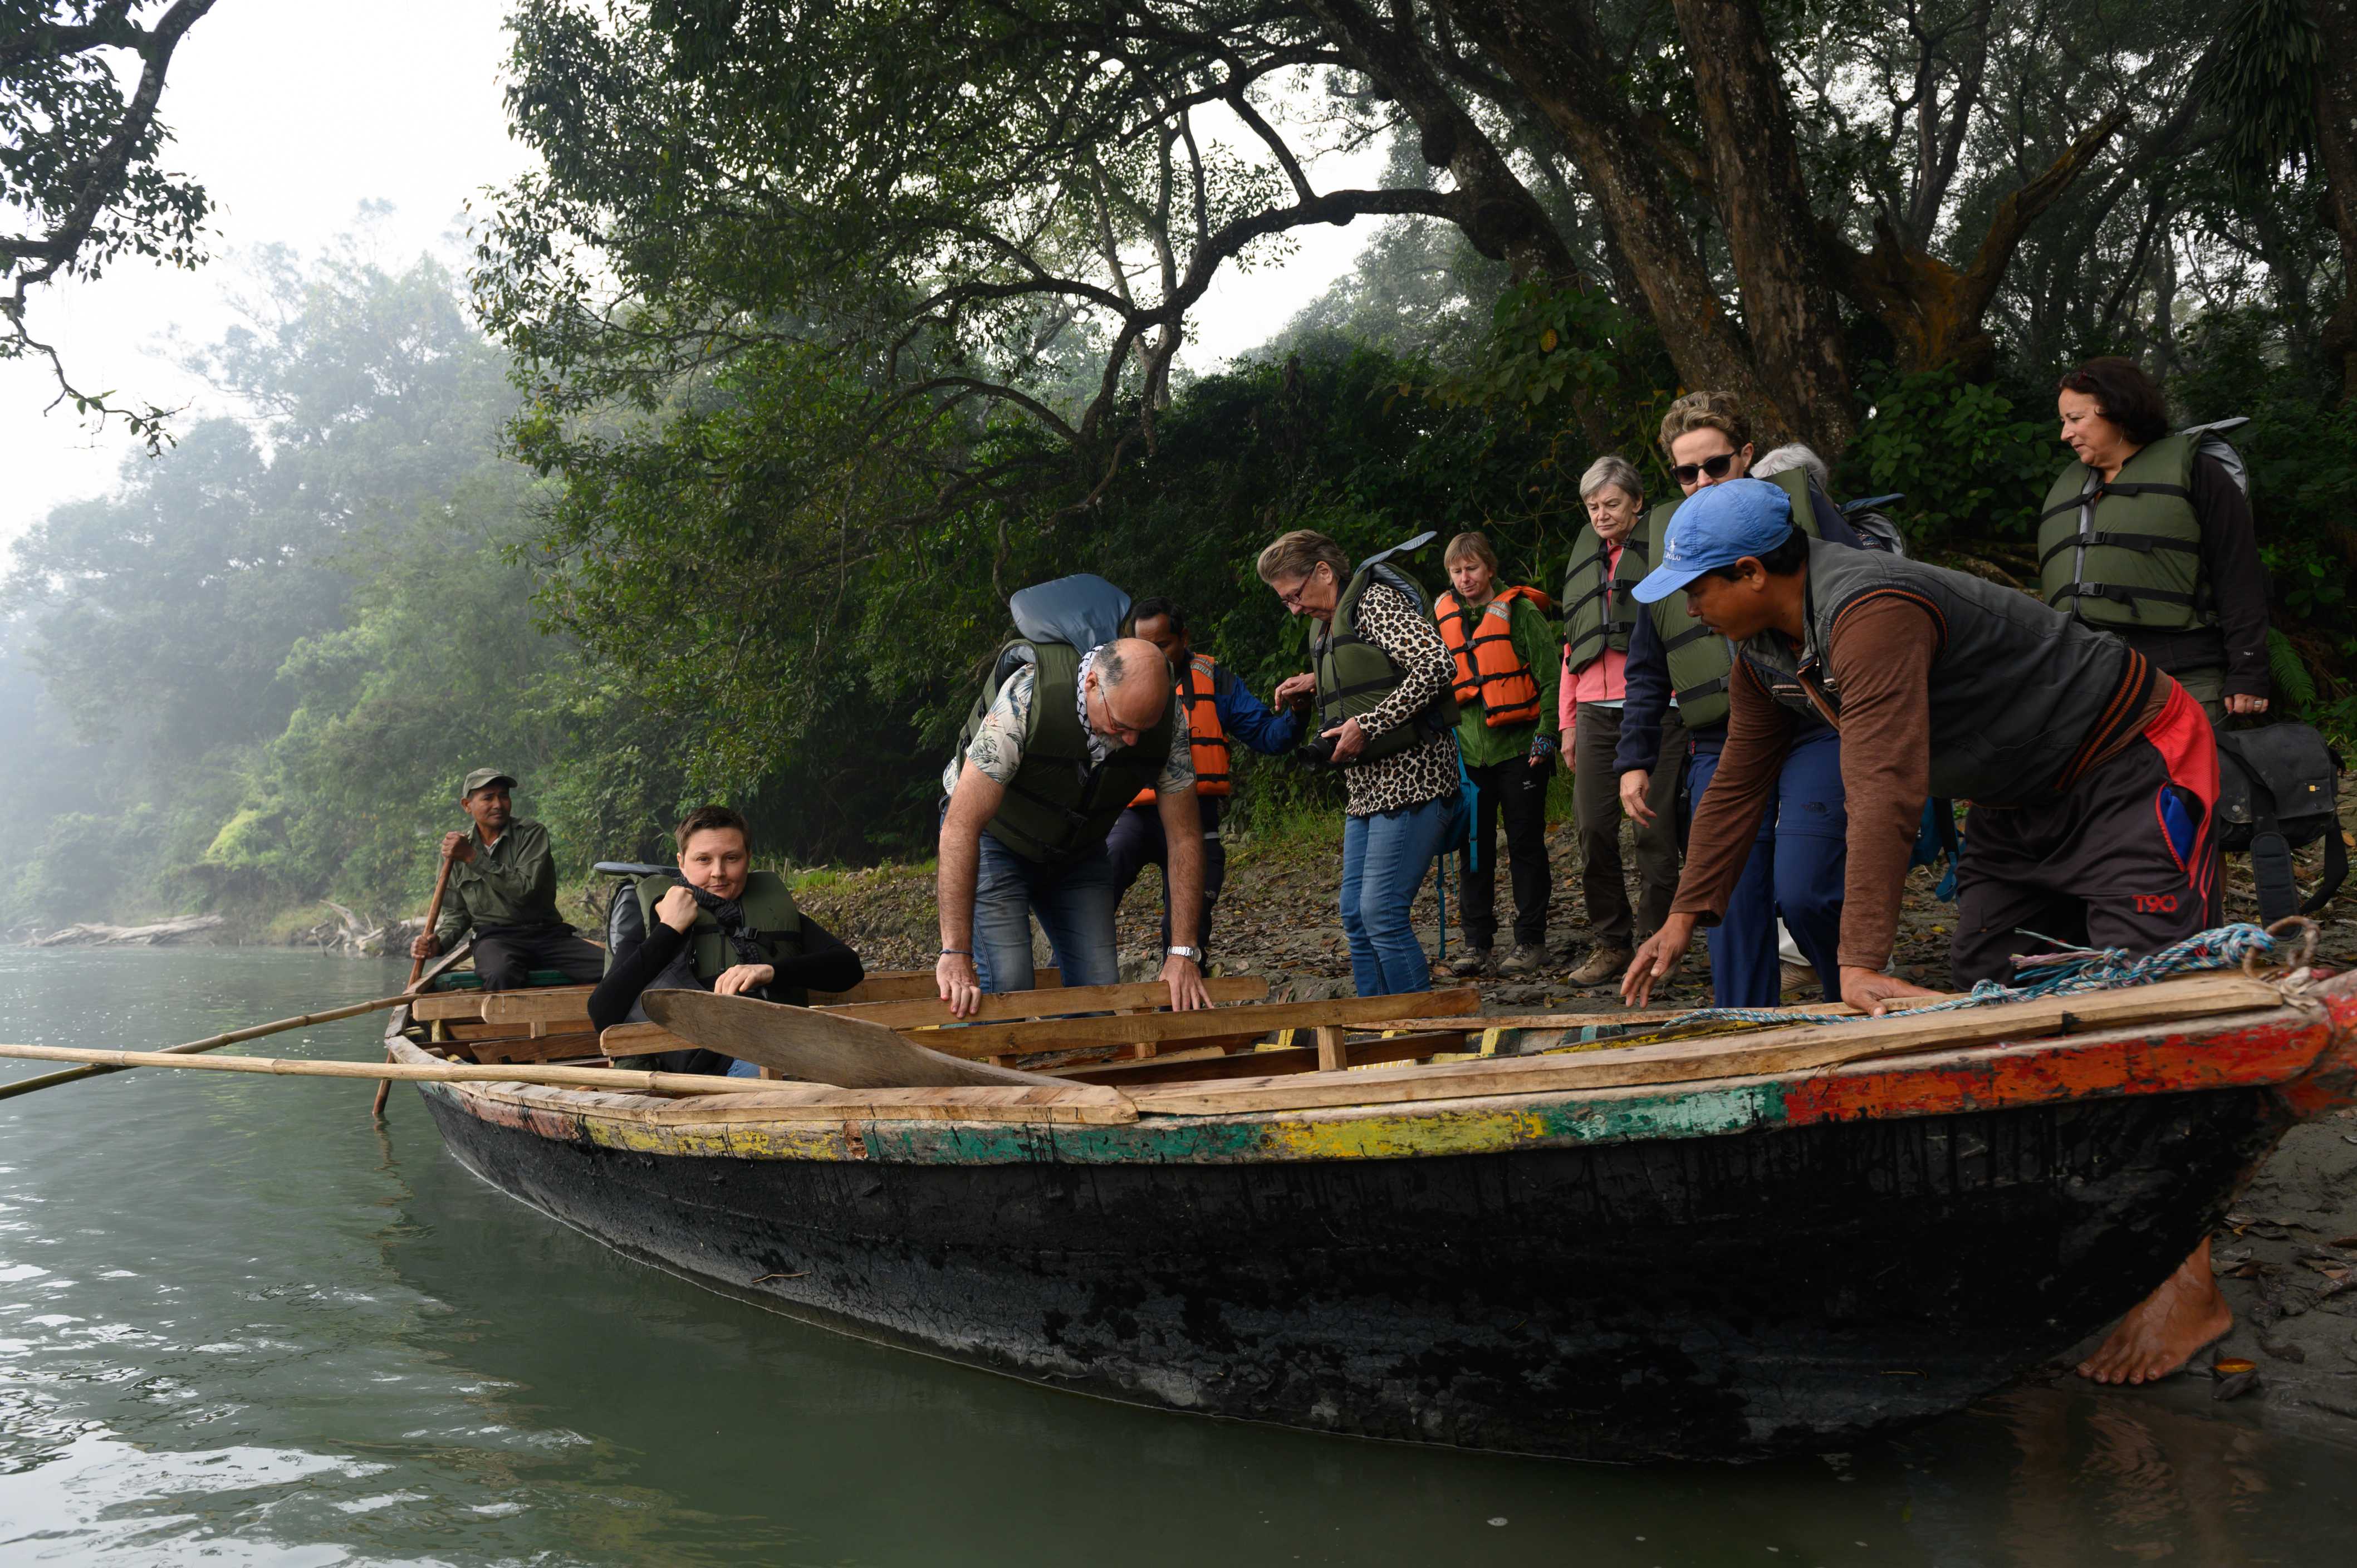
[1631,478,1797,604]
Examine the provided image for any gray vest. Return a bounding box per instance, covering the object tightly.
[1735,537,2137,805]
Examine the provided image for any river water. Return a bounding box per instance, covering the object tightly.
[0,948,2350,1566]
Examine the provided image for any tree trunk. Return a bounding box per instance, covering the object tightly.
[1830,111,2130,381]
[1301,0,1572,282]
[1432,0,1782,431]
[1670,0,1856,457]
[2306,0,2357,399]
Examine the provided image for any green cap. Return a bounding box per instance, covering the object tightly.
[460,768,517,798]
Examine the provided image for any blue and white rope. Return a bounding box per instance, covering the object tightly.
[1645,921,2311,1033]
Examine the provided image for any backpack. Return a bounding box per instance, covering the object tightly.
[595,860,674,968]
[2212,726,2345,922]
[2180,417,2250,496]
[1841,493,1907,557]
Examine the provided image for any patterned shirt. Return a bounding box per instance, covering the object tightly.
[943,648,1195,798]
[1331,579,1461,816]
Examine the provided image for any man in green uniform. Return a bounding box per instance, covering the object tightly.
[408,768,605,991]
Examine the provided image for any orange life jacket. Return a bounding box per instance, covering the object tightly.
[1435,585,1550,728]
[1129,652,1232,806]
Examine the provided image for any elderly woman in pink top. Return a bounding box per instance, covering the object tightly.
[1557,455,1687,986]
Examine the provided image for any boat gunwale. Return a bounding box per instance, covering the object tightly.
[387,969,2357,1164]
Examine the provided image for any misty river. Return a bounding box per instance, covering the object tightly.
[1,947,2351,1566]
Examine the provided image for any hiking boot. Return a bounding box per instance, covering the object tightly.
[1448,948,1494,978]
[1498,944,1546,977]
[1566,944,1633,987]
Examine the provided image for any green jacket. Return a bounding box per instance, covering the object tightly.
[1449,593,1563,767]
[433,819,566,943]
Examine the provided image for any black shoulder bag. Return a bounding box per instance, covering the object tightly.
[2212,724,2345,922]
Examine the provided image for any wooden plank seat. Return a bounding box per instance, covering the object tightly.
[435,1031,606,1067]
[414,985,595,1023]
[810,968,1061,1004]
[819,976,1268,1028]
[597,1021,693,1061]
[887,987,1482,1061]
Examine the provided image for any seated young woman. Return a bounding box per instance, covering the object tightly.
[589,806,865,1075]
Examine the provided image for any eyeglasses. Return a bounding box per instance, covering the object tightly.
[1275,565,1327,610]
[1670,453,1738,486]
[1087,681,1149,746]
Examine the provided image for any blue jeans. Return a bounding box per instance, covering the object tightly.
[968,827,1122,992]
[1339,796,1454,997]
[1687,728,1846,1007]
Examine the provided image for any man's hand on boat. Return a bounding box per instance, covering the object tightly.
[1160,951,1210,1011]
[1839,966,1939,1015]
[409,931,440,961]
[937,949,984,1018]
[1619,914,1698,1007]
[439,829,476,865]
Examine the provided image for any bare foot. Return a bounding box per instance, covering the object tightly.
[2076,1238,2233,1385]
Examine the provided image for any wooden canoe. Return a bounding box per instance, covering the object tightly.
[380,961,2357,1463]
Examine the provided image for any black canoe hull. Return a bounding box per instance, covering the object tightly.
[418,1082,2291,1462]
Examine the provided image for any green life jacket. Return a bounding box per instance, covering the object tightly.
[957,640,1174,862]
[1561,513,1649,672]
[629,869,808,1006]
[2037,433,2210,632]
[1311,553,1460,766]
[1641,467,1820,731]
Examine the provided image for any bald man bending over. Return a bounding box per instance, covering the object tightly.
[937,635,1212,1017]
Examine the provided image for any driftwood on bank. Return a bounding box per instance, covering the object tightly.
[26,915,226,948]
[292,901,423,957]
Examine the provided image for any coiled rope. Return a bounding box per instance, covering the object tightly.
[1644,918,2320,1033]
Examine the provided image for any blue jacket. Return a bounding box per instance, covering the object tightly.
[1209,658,1303,757]
[1615,487,1860,772]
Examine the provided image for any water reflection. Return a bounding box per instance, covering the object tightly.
[0,949,2351,1565]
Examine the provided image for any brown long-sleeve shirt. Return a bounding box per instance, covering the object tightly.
[1670,597,2163,971]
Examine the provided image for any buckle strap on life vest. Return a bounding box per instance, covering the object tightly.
[1673,675,1727,704]
[1566,610,1634,653]
[2039,480,2196,523]
[1660,622,1717,653]
[2045,582,2200,613]
[2036,531,2202,570]
[1559,581,1610,615]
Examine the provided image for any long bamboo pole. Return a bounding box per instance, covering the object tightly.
[0,989,428,1104]
[0,1040,776,1095]
[374,843,459,1119]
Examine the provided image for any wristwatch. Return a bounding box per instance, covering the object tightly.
[1166,945,1202,963]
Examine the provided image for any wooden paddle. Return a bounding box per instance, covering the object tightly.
[373,842,458,1119]
[0,989,428,1103]
[640,988,1067,1088]
[0,1039,783,1094]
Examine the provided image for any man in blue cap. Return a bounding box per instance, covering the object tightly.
[1618,476,2229,1389]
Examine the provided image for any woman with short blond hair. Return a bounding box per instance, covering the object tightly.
[1434,530,1560,975]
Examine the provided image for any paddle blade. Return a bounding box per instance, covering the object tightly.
[640,989,1058,1088]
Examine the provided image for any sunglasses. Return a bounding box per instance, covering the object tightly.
[1670,453,1738,486]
